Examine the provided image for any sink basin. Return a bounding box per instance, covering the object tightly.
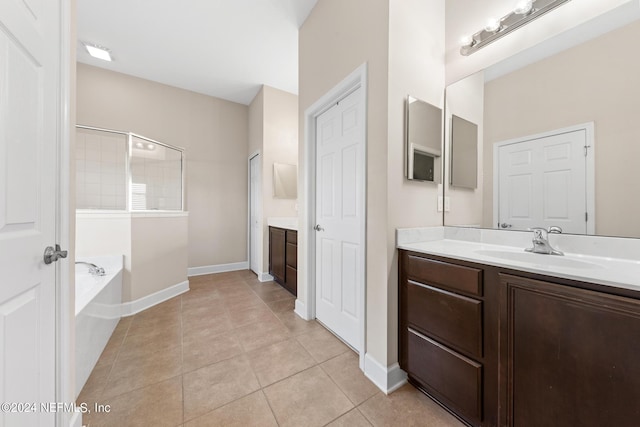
[475,249,604,270]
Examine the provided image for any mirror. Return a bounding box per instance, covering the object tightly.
[450,115,478,189]
[444,10,640,239]
[406,96,442,183]
[273,163,297,199]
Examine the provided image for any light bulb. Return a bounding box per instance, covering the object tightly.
[135,142,144,148]
[460,35,474,47]
[147,143,155,150]
[514,0,533,14]
[484,18,501,32]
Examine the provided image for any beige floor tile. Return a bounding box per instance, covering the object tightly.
[327,408,373,426]
[235,316,291,352]
[265,297,295,314]
[217,283,255,299]
[183,355,261,422]
[94,324,128,369]
[263,365,354,427]
[117,327,182,360]
[228,304,279,328]
[247,338,316,387]
[77,362,111,405]
[102,346,182,399]
[183,329,243,373]
[183,311,233,340]
[184,391,277,427]
[134,296,181,319]
[358,384,465,427]
[126,312,181,339]
[321,351,379,405]
[254,286,295,303]
[296,327,350,363]
[276,311,324,336]
[223,293,267,311]
[84,376,183,427]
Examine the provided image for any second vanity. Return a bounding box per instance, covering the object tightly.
[397,227,640,427]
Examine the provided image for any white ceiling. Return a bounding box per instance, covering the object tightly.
[76,0,318,105]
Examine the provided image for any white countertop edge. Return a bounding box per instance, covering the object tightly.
[398,239,640,293]
[267,217,298,231]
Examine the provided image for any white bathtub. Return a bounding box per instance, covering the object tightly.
[75,255,123,398]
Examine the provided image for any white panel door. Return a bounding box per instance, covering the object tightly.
[315,87,364,350]
[0,0,60,425]
[249,154,260,274]
[497,130,587,233]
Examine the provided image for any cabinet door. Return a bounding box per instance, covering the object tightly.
[500,274,640,427]
[269,227,286,284]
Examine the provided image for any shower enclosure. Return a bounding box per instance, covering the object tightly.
[75,125,184,211]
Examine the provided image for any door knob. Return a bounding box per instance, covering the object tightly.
[313,224,324,231]
[43,244,68,265]
[499,223,512,229]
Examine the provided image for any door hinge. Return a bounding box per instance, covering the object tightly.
[584,145,591,156]
[585,212,588,222]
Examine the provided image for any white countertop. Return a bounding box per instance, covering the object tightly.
[398,236,640,293]
[267,217,298,231]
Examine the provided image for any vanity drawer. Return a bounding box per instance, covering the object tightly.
[407,280,483,358]
[286,230,297,244]
[407,328,482,426]
[407,255,483,296]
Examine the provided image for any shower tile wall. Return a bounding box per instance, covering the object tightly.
[76,129,127,210]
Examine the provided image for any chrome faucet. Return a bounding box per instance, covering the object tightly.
[75,261,106,276]
[525,227,564,256]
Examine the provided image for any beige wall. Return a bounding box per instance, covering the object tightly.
[386,0,445,362]
[76,64,249,268]
[131,215,188,300]
[299,0,445,367]
[483,20,640,238]
[248,86,298,276]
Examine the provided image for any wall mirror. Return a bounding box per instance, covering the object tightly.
[406,95,442,183]
[444,5,640,239]
[450,115,478,190]
[273,163,297,199]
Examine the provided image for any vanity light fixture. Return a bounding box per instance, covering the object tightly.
[460,0,571,56]
[83,42,112,62]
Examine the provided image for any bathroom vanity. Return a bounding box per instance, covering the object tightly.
[268,222,298,296]
[398,231,640,427]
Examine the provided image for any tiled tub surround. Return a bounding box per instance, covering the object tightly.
[397,226,640,291]
[77,270,463,427]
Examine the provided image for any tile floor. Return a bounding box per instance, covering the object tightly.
[78,270,464,426]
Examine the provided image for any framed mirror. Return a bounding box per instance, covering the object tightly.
[443,4,640,239]
[273,163,297,199]
[406,95,442,183]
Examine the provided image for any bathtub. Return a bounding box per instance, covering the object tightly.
[75,255,123,399]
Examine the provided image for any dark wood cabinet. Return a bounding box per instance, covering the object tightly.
[500,274,640,427]
[269,226,297,296]
[399,249,640,427]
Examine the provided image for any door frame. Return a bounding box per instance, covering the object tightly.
[300,63,367,368]
[57,0,75,425]
[492,122,595,234]
[247,150,263,277]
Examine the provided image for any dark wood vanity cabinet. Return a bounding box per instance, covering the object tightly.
[269,226,297,296]
[399,252,490,426]
[399,249,640,427]
[500,274,640,427]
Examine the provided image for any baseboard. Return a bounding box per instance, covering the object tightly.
[188,261,249,277]
[294,299,310,320]
[259,272,274,282]
[364,353,408,394]
[121,280,190,317]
